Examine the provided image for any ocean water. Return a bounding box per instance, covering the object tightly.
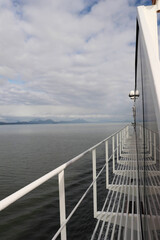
[0,123,125,240]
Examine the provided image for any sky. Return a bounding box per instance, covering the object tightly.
[0,0,155,122]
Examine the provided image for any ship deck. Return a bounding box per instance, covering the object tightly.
[91,128,160,240]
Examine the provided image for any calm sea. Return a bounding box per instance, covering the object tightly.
[0,123,125,240]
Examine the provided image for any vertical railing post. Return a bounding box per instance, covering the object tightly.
[139,125,142,139]
[150,130,152,157]
[125,126,127,139]
[121,129,124,152]
[117,133,119,163]
[145,128,149,151]
[112,136,115,172]
[147,129,149,151]
[127,125,129,139]
[92,149,97,218]
[120,131,122,156]
[105,140,109,188]
[58,170,67,240]
[154,132,156,163]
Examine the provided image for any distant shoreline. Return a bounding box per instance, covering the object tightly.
[0,119,88,125]
[0,120,129,125]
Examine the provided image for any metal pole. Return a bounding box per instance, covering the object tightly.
[112,136,115,172]
[139,125,142,139]
[121,130,124,152]
[154,132,156,163]
[117,133,119,162]
[120,131,122,156]
[58,170,67,240]
[147,129,149,151]
[150,130,152,157]
[127,125,129,139]
[92,149,97,218]
[105,140,109,188]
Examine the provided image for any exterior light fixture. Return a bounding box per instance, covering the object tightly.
[129,90,140,100]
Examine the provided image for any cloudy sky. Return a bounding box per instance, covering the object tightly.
[0,0,152,122]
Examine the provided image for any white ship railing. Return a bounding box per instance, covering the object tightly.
[0,125,128,239]
[0,124,159,239]
[91,125,160,240]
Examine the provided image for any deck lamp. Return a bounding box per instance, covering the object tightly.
[129,90,140,100]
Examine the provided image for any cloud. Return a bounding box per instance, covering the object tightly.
[0,0,140,121]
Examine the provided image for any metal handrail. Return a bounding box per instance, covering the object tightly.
[1,124,157,239]
[0,125,127,212]
[0,125,128,240]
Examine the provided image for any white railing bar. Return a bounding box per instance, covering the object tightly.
[146,211,152,240]
[147,174,160,229]
[117,155,132,240]
[149,171,157,186]
[123,154,132,240]
[96,185,117,238]
[147,173,160,224]
[131,152,135,240]
[58,170,67,240]
[104,168,125,240]
[0,125,127,211]
[151,140,160,153]
[91,175,119,239]
[91,164,122,240]
[136,128,144,239]
[91,195,110,240]
[112,136,115,172]
[120,131,122,155]
[145,189,159,240]
[92,149,97,218]
[135,140,142,240]
[149,179,160,220]
[139,163,152,239]
[97,165,124,240]
[0,164,66,211]
[147,129,150,151]
[110,162,128,240]
[117,133,119,162]
[102,163,127,239]
[142,125,158,135]
[105,140,109,188]
[149,130,152,156]
[150,165,160,186]
[52,160,107,240]
[154,171,160,185]
[154,133,156,162]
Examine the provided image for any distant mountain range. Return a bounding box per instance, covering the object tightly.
[0,119,88,125]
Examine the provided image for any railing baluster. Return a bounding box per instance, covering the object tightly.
[120,131,122,156]
[105,140,109,188]
[154,132,156,163]
[139,125,142,139]
[92,149,97,218]
[147,129,149,151]
[127,125,129,138]
[117,133,119,163]
[150,130,152,157]
[112,136,115,172]
[58,170,67,240]
[122,130,123,152]
[0,125,129,240]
